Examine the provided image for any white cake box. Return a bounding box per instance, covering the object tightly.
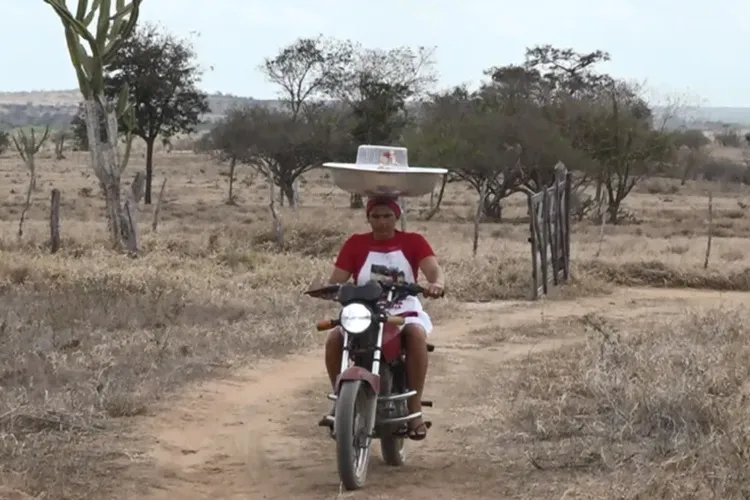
[322,145,447,198]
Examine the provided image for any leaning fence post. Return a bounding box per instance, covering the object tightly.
[527,193,539,299]
[50,188,61,253]
[563,171,572,279]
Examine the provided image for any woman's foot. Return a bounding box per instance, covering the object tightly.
[407,417,430,441]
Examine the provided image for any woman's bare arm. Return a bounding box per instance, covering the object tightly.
[329,267,352,285]
[419,256,444,286]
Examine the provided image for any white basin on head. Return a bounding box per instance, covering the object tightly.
[323,144,448,197]
[323,163,447,197]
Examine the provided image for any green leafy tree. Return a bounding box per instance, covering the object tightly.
[337,44,438,208]
[409,84,581,220]
[198,109,253,204]
[209,104,345,206]
[578,82,674,222]
[103,23,209,203]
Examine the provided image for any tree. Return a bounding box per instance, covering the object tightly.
[262,35,353,120]
[104,23,209,204]
[13,126,50,238]
[198,109,253,204]
[210,104,344,206]
[580,82,674,222]
[261,36,355,206]
[262,38,438,208]
[12,126,49,192]
[407,81,582,220]
[514,45,673,221]
[522,45,613,98]
[510,46,614,201]
[336,45,438,208]
[672,129,710,185]
[672,128,710,150]
[344,75,413,209]
[44,0,140,252]
[349,76,412,147]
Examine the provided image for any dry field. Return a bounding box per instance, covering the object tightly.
[1,142,750,499]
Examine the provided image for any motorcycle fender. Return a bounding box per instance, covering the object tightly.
[335,366,381,394]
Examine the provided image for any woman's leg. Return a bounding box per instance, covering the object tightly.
[402,322,430,440]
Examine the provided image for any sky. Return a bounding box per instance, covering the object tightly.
[2,0,749,107]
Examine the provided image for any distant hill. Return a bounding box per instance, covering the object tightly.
[0,89,280,131]
[2,89,750,132]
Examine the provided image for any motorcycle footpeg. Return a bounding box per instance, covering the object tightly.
[318,415,334,428]
[391,427,409,437]
[391,420,432,437]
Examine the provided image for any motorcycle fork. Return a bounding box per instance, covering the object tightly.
[337,323,383,439]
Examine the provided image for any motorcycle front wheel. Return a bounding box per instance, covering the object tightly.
[335,380,374,490]
[379,366,406,466]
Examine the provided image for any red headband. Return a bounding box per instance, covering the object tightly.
[366,197,401,219]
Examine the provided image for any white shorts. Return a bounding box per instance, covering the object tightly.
[401,310,433,336]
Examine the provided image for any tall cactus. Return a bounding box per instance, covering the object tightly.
[43,0,142,251]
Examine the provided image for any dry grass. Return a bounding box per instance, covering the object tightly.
[1,146,750,498]
[493,307,750,499]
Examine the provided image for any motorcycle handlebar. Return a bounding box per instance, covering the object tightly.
[402,283,445,298]
[304,281,445,300]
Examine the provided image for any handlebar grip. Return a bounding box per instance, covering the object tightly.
[386,315,406,326]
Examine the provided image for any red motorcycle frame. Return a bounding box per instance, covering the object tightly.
[306,279,439,491]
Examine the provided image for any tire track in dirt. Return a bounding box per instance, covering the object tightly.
[120,288,749,499]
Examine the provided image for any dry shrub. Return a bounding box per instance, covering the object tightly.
[251,223,348,257]
[639,177,680,195]
[0,269,332,498]
[445,255,530,301]
[582,259,750,290]
[509,308,750,498]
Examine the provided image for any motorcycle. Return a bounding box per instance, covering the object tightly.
[305,276,442,491]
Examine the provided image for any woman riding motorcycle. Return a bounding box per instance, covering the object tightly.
[320,196,445,440]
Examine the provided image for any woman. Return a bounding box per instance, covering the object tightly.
[320,196,445,440]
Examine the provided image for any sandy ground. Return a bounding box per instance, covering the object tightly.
[113,287,749,500]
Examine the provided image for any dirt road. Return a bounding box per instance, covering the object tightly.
[118,288,748,500]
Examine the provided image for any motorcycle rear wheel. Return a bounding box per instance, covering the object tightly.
[335,380,373,490]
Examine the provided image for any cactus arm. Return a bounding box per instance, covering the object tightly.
[43,0,100,56]
[102,1,141,62]
[121,130,133,168]
[82,0,103,26]
[36,126,51,152]
[95,0,112,49]
[63,26,92,97]
[75,0,88,21]
[11,134,27,162]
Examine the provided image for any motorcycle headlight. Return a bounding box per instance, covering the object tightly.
[339,303,373,335]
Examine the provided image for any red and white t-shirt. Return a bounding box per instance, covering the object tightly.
[334,231,435,315]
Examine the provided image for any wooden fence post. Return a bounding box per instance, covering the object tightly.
[50,188,61,253]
